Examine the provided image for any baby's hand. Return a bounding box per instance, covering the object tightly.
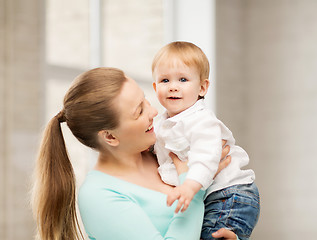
[167,179,202,213]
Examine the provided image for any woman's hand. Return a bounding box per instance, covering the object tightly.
[212,228,237,239]
[214,140,231,178]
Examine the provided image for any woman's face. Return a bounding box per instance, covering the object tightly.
[113,77,158,153]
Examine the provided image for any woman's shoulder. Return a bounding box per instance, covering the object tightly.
[78,170,114,199]
[78,170,133,199]
[78,170,136,213]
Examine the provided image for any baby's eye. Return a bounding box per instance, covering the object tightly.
[161,79,169,83]
[179,77,188,82]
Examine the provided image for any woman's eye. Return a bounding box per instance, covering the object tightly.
[180,77,188,82]
[161,79,169,83]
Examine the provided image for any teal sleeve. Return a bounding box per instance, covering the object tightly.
[80,189,167,239]
[79,173,205,240]
[164,173,205,239]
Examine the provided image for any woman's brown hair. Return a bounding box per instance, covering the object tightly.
[32,67,126,239]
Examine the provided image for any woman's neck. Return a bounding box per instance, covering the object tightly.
[95,150,172,194]
[94,150,146,176]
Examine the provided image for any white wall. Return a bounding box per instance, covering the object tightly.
[216,1,317,239]
[0,0,44,239]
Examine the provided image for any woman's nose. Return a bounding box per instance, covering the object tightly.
[150,106,158,119]
[145,99,158,118]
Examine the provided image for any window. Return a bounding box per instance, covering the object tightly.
[45,0,165,182]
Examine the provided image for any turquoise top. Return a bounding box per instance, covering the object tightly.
[78,170,205,240]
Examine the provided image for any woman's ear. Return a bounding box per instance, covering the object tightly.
[98,130,119,147]
[199,79,210,97]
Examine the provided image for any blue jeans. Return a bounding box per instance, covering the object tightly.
[201,183,260,240]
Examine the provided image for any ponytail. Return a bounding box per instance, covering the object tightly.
[32,111,83,240]
[32,67,126,239]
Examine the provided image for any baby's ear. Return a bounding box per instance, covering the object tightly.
[199,79,210,97]
[152,81,156,92]
[152,82,157,92]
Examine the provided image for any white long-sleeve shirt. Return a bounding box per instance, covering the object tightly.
[154,99,255,196]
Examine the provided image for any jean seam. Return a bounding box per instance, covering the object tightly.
[222,185,260,203]
[233,197,260,209]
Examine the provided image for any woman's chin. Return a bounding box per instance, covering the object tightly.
[143,141,156,152]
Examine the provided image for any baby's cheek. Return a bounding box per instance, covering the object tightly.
[156,91,166,102]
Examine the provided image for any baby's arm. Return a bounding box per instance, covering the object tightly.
[185,112,225,190]
[167,179,202,213]
[167,144,231,213]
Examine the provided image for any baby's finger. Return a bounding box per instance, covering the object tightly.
[180,199,190,212]
[167,192,179,207]
[175,197,185,213]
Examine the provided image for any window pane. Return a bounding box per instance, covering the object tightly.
[102,0,164,81]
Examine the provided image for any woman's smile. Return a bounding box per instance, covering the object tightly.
[146,124,154,133]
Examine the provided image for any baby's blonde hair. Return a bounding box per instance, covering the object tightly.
[152,41,210,81]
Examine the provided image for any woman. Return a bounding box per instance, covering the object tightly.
[32,67,237,240]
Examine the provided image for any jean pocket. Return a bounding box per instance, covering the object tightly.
[203,198,226,228]
[226,193,260,238]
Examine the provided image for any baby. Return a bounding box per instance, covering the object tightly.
[152,41,260,240]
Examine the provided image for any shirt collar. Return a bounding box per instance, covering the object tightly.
[162,99,206,123]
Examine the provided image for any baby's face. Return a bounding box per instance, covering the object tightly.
[153,57,207,117]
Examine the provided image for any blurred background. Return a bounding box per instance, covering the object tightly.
[1,0,317,239]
